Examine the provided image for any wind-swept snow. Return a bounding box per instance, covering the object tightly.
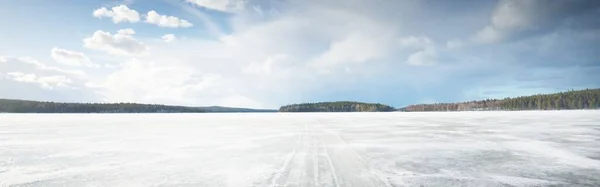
[1,111,599,186]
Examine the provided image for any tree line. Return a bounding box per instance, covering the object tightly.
[279,101,395,112]
[401,88,600,112]
[0,99,206,113]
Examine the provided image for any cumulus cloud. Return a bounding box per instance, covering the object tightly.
[93,5,140,23]
[51,48,97,67]
[83,29,147,55]
[0,56,88,92]
[473,0,600,44]
[162,34,177,42]
[88,58,244,106]
[0,56,85,77]
[400,36,433,49]
[243,54,288,74]
[308,32,395,69]
[117,28,136,35]
[400,36,437,66]
[5,72,73,89]
[145,11,193,28]
[406,48,436,66]
[186,0,245,13]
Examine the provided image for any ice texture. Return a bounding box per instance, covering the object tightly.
[1,111,599,186]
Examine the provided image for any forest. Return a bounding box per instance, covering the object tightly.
[279,101,395,112]
[0,99,207,113]
[0,99,276,113]
[401,88,600,112]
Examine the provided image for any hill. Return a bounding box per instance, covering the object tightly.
[279,101,395,112]
[0,99,277,113]
[401,88,600,112]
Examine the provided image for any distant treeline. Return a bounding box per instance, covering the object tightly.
[0,99,206,113]
[279,101,395,112]
[401,88,600,112]
[0,99,277,113]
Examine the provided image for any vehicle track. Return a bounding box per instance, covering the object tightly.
[269,119,387,187]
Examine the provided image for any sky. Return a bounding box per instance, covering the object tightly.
[0,0,599,109]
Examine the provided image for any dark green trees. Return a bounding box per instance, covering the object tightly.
[0,99,278,113]
[402,88,600,112]
[500,89,600,110]
[279,101,395,112]
[0,99,206,113]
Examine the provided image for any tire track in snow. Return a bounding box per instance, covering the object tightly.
[321,130,389,187]
[316,118,388,187]
[311,127,319,186]
[320,134,341,187]
[270,122,331,187]
[270,147,297,186]
[269,123,304,186]
[269,119,387,187]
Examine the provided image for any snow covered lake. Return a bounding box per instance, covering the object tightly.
[1,111,599,187]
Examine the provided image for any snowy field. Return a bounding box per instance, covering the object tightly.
[1,111,599,187]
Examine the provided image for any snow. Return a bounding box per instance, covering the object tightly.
[1,111,599,186]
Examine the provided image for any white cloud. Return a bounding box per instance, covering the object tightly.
[51,48,97,67]
[0,56,86,77]
[5,72,73,89]
[145,11,193,28]
[473,26,504,44]
[472,0,599,44]
[490,1,533,30]
[308,32,393,68]
[400,36,438,66]
[0,56,96,102]
[472,0,541,43]
[186,0,245,13]
[89,58,242,106]
[83,29,147,56]
[93,5,140,23]
[400,36,433,49]
[6,72,37,83]
[117,28,136,35]
[0,56,84,90]
[243,54,287,74]
[162,34,177,42]
[406,48,436,66]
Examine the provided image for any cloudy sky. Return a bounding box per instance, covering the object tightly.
[0,0,599,108]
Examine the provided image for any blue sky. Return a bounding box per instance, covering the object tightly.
[0,0,599,108]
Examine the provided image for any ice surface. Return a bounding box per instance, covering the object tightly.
[1,111,599,187]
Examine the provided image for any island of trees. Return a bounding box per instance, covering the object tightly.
[401,88,600,112]
[279,101,395,112]
[0,99,276,113]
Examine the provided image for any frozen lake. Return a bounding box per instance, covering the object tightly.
[1,111,599,187]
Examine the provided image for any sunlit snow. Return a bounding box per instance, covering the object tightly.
[1,111,599,186]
